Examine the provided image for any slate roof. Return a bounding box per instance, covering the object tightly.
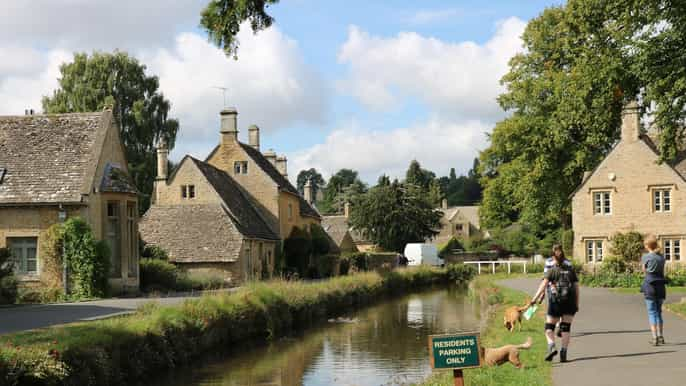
[206,143,321,219]
[0,112,105,204]
[321,215,351,245]
[100,162,137,194]
[440,206,481,228]
[139,157,278,263]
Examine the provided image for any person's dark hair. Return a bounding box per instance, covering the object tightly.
[552,244,565,262]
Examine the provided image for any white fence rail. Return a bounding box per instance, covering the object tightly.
[463,260,529,275]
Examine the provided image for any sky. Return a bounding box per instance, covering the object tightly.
[0,0,564,184]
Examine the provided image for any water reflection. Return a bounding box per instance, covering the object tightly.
[156,287,478,386]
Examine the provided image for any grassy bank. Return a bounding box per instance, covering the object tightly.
[666,301,686,318]
[418,275,552,386]
[0,265,473,386]
[610,286,686,294]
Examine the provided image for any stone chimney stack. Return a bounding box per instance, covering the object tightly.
[156,139,169,181]
[248,124,260,150]
[276,156,288,177]
[621,101,640,142]
[441,198,448,210]
[304,178,313,204]
[344,202,351,219]
[220,108,238,145]
[263,149,277,166]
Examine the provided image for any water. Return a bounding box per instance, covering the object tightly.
[157,287,479,386]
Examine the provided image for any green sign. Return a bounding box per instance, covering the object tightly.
[428,332,481,370]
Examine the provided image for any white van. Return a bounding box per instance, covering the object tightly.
[403,243,444,267]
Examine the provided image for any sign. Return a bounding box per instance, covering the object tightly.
[428,332,481,370]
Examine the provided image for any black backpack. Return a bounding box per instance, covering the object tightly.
[551,266,575,303]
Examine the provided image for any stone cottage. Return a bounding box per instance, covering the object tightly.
[139,154,279,283]
[0,111,139,293]
[572,102,686,264]
[433,200,483,245]
[204,108,321,239]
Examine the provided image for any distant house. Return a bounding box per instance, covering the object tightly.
[0,110,140,293]
[139,155,279,283]
[571,102,686,264]
[321,215,357,254]
[433,200,483,245]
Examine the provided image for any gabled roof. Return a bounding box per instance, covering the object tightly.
[0,112,109,204]
[206,142,321,219]
[440,206,480,228]
[321,215,351,245]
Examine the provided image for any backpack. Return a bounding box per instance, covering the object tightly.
[550,265,575,303]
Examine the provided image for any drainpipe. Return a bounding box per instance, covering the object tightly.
[58,205,68,296]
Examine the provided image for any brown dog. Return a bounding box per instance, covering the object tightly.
[503,300,531,332]
[480,337,533,368]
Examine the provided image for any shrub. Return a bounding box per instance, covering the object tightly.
[600,255,630,274]
[580,271,643,288]
[309,224,331,256]
[667,269,686,286]
[141,244,169,260]
[186,271,226,290]
[349,252,368,271]
[446,263,476,284]
[610,231,644,262]
[439,237,463,258]
[139,258,181,292]
[0,248,18,304]
[338,256,351,275]
[283,226,312,276]
[313,254,339,278]
[62,218,110,299]
[561,229,574,258]
[40,224,65,289]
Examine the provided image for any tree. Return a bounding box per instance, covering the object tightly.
[42,51,179,213]
[296,168,325,197]
[320,169,366,214]
[349,181,441,252]
[405,160,435,190]
[201,0,279,58]
[377,174,391,187]
[427,179,443,207]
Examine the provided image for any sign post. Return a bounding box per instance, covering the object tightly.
[428,332,481,386]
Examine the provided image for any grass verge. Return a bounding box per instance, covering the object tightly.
[417,274,552,386]
[0,265,474,386]
[666,301,686,318]
[610,286,686,294]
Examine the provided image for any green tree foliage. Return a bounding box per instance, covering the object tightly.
[320,169,367,214]
[610,231,644,262]
[349,181,441,252]
[309,224,331,256]
[201,0,279,58]
[481,0,686,232]
[296,168,325,197]
[439,159,482,206]
[42,51,179,213]
[0,248,18,304]
[377,174,391,187]
[405,160,436,190]
[283,226,312,276]
[439,237,463,258]
[427,179,443,207]
[61,218,111,298]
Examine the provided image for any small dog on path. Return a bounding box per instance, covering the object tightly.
[480,337,533,368]
[503,300,532,332]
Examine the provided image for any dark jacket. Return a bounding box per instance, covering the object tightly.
[641,272,666,300]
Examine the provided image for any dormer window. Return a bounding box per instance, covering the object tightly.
[181,185,196,199]
[233,161,248,175]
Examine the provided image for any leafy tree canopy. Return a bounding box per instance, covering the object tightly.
[349,181,441,252]
[480,0,686,232]
[405,160,436,190]
[42,51,179,213]
[201,0,279,58]
[296,168,325,197]
[320,169,367,214]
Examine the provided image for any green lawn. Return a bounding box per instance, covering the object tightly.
[610,287,686,294]
[417,274,551,386]
[666,302,686,318]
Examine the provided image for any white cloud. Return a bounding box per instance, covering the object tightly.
[406,9,463,25]
[290,117,489,184]
[337,17,526,120]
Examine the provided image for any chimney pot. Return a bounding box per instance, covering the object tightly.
[304,178,313,204]
[344,202,351,219]
[248,124,260,150]
[276,156,288,177]
[156,140,169,181]
[441,198,448,210]
[263,149,277,165]
[621,101,641,142]
[220,108,238,145]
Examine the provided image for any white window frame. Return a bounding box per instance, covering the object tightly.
[653,189,672,212]
[233,161,248,175]
[663,238,681,261]
[593,191,611,215]
[585,240,604,263]
[7,237,38,276]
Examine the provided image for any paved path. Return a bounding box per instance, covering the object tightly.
[0,289,237,335]
[500,278,686,386]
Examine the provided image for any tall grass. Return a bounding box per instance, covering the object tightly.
[0,265,473,386]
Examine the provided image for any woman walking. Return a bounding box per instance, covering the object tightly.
[530,244,579,362]
[641,235,667,345]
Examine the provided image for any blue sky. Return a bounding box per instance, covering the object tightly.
[0,0,564,183]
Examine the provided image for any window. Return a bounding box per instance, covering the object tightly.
[233,161,248,175]
[664,239,681,261]
[654,189,671,212]
[593,191,611,215]
[180,185,195,199]
[288,203,293,221]
[106,202,121,278]
[127,202,138,277]
[586,240,604,262]
[7,237,38,275]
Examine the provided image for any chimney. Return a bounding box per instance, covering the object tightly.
[344,202,351,219]
[248,125,260,150]
[621,101,640,142]
[304,178,313,204]
[156,140,169,181]
[220,108,238,145]
[441,198,448,209]
[276,156,287,177]
[263,149,277,166]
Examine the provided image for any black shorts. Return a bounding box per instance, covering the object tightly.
[547,300,577,317]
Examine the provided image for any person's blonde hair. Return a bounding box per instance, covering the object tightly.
[644,234,659,251]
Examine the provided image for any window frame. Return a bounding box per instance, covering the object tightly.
[653,188,672,213]
[585,239,604,263]
[106,201,122,278]
[7,237,39,276]
[127,202,138,277]
[181,185,187,199]
[593,191,612,215]
[663,238,681,261]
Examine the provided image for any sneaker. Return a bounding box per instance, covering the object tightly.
[560,349,568,363]
[658,336,665,345]
[545,345,558,361]
[651,337,659,346]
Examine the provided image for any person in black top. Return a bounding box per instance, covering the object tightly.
[640,235,667,345]
[530,245,580,363]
